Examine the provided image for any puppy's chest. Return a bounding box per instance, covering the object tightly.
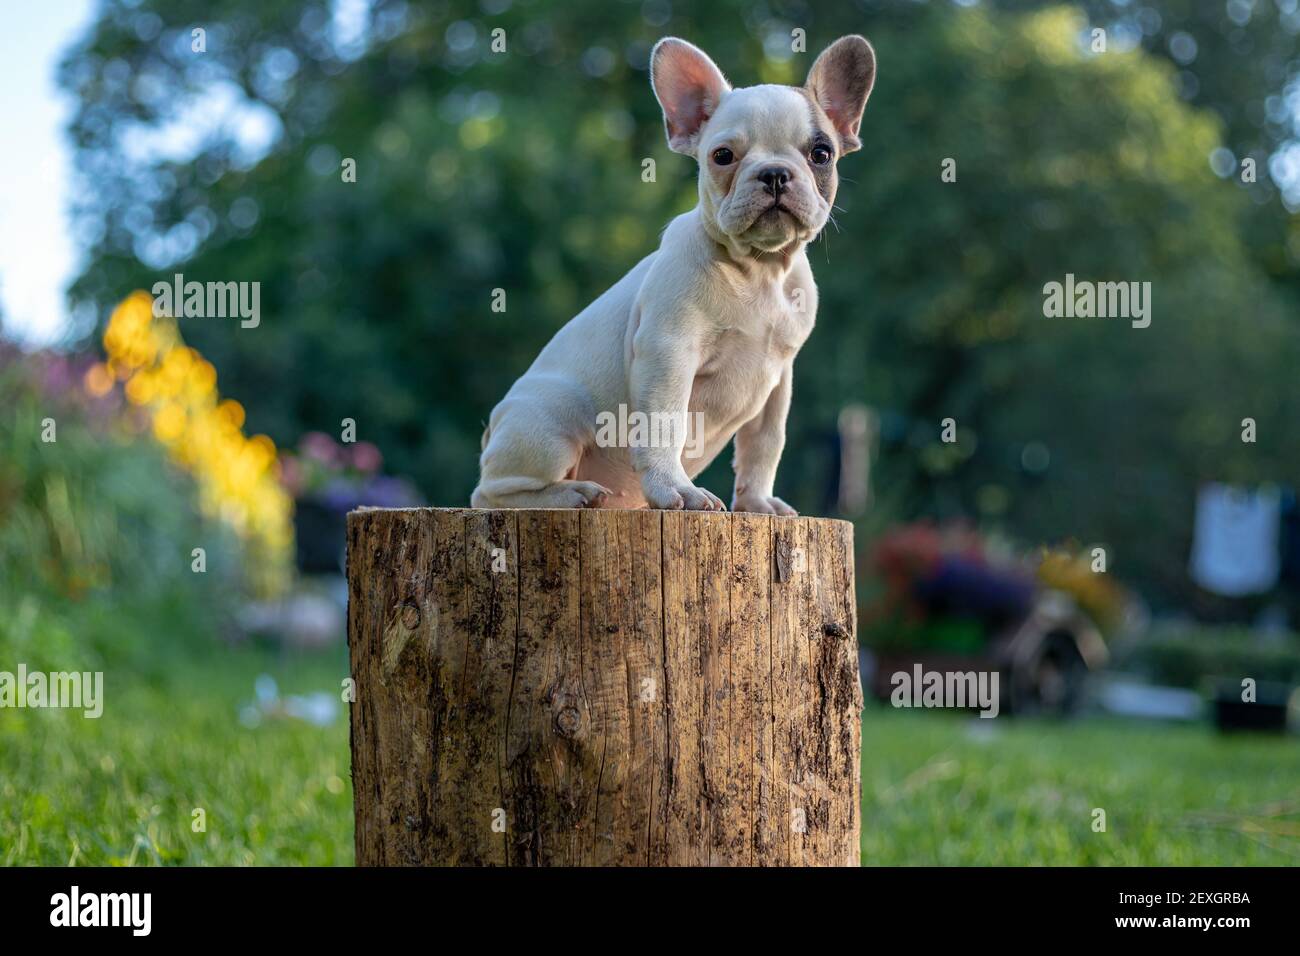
[694,290,813,406]
[708,282,814,366]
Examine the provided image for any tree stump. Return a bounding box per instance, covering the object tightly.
[346,507,862,866]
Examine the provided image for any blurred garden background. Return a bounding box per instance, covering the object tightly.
[2,0,1299,865]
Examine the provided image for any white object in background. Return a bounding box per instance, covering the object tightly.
[1098,677,1202,722]
[1189,483,1280,596]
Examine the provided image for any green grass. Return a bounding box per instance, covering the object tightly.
[4,649,1297,865]
[861,707,1300,865]
[1,647,354,866]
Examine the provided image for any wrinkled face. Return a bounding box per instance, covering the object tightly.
[696,85,839,252]
[650,35,875,257]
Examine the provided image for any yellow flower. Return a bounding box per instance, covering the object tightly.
[152,403,186,443]
[124,370,158,406]
[218,399,246,429]
[92,290,296,597]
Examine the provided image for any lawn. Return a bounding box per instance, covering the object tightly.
[860,707,1300,865]
[1,647,354,866]
[3,648,1297,865]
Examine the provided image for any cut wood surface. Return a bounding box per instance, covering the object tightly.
[347,507,862,866]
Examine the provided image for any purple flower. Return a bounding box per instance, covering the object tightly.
[912,554,1035,625]
[300,431,339,465]
[350,441,382,474]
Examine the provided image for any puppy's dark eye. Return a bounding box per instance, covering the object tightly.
[810,145,833,166]
[711,147,735,166]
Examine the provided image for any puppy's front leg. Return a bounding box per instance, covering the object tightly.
[629,313,726,511]
[731,362,797,516]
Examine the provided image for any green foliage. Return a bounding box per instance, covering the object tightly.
[0,351,239,674]
[1110,624,1300,690]
[1063,0,1300,302]
[57,1,1300,608]
[870,617,989,653]
[0,354,348,865]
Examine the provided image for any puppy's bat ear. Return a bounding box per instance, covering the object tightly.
[805,35,875,153]
[650,38,730,155]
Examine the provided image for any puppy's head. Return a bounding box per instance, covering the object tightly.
[651,35,875,254]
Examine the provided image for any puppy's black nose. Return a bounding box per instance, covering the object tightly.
[757,166,791,196]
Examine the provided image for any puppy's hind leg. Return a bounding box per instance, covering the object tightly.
[472,413,614,509]
[472,475,615,509]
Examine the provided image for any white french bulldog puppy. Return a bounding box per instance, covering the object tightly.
[472,35,875,513]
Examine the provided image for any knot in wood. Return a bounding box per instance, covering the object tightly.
[554,706,582,738]
[400,602,421,630]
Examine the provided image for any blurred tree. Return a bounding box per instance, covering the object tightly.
[58,0,1300,606]
[1022,0,1300,299]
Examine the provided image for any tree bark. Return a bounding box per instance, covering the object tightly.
[346,507,862,866]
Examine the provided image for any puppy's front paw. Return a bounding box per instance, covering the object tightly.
[642,473,726,512]
[732,493,797,516]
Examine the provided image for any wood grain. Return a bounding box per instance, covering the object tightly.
[347,507,861,866]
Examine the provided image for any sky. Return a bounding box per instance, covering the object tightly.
[0,1,366,349]
[0,0,95,347]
